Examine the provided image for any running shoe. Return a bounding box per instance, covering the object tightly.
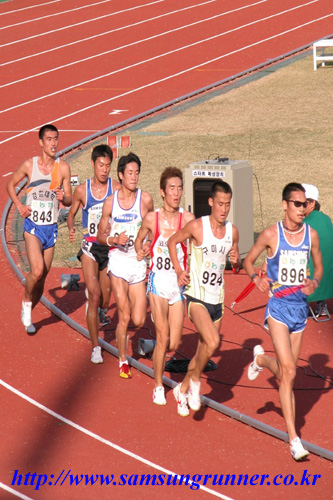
[91,346,103,364]
[99,308,111,327]
[290,437,309,461]
[21,301,32,328]
[153,386,166,406]
[188,378,201,411]
[119,362,132,379]
[173,383,189,417]
[248,345,264,381]
[25,323,36,335]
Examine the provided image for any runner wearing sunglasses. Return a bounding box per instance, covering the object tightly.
[243,182,322,461]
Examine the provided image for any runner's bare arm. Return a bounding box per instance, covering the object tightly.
[183,210,195,226]
[56,161,72,206]
[134,211,154,261]
[302,227,323,295]
[67,184,85,243]
[141,191,154,216]
[243,227,275,292]
[229,225,241,270]
[96,195,128,247]
[6,159,33,218]
[168,218,201,286]
[112,179,121,191]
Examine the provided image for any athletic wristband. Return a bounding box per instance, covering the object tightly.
[250,273,259,281]
[106,235,112,247]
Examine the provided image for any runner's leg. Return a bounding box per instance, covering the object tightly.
[128,281,147,328]
[266,317,302,442]
[99,266,112,310]
[111,275,131,362]
[149,293,170,388]
[181,303,221,393]
[81,253,101,349]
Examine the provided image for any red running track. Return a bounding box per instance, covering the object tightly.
[0,1,332,499]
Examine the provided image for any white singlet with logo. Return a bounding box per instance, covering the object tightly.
[185,216,233,305]
[109,189,143,255]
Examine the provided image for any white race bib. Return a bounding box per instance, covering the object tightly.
[278,254,307,286]
[30,200,54,225]
[200,260,224,288]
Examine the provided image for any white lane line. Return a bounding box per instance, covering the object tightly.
[0,1,322,112]
[0,0,270,88]
[0,12,331,146]
[0,483,35,500]
[0,0,166,47]
[0,0,62,16]
[0,379,235,500]
[0,0,253,66]
[1,0,135,31]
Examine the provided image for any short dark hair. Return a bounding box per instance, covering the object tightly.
[39,124,58,140]
[91,144,113,164]
[210,180,232,199]
[282,182,305,201]
[117,152,141,180]
[160,167,183,192]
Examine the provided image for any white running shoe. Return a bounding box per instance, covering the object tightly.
[188,378,201,411]
[248,345,264,381]
[153,386,166,406]
[21,301,32,328]
[25,323,36,334]
[91,346,103,364]
[173,383,189,417]
[290,437,309,461]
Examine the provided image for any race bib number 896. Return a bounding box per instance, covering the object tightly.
[278,254,307,286]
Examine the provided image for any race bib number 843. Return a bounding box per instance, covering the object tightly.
[30,200,54,225]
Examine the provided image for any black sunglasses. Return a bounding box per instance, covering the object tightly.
[287,199,308,208]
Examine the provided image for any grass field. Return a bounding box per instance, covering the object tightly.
[54,50,333,268]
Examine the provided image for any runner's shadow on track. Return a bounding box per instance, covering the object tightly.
[255,354,332,437]
[48,283,86,315]
[193,337,263,422]
[13,355,112,472]
[294,353,333,435]
[27,311,63,335]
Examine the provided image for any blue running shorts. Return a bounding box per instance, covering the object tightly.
[264,296,308,333]
[23,218,58,251]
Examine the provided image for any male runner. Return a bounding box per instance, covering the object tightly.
[168,180,240,416]
[97,152,153,378]
[243,182,322,461]
[67,144,120,363]
[135,167,194,405]
[7,124,72,333]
